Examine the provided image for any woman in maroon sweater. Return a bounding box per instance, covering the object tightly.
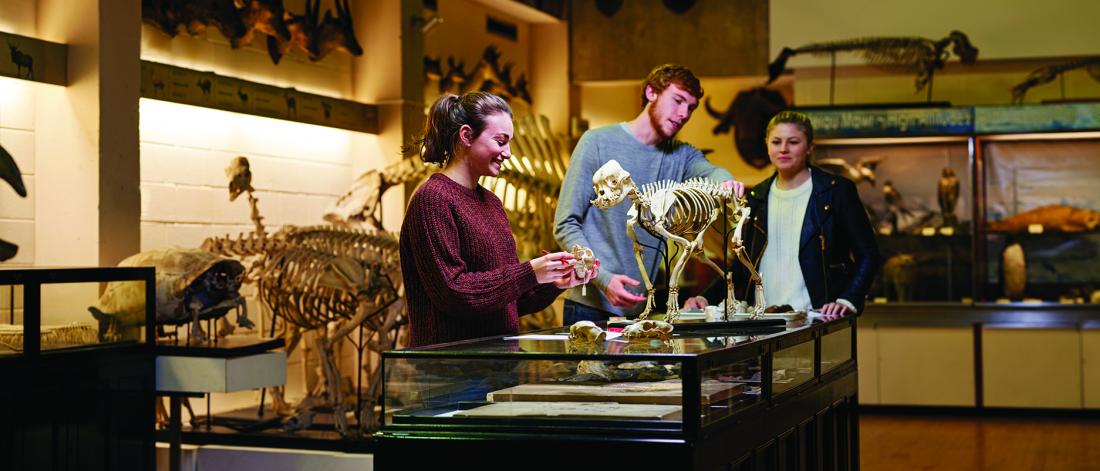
[400,92,598,347]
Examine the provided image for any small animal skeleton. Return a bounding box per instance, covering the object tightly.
[0,144,27,261]
[590,159,754,323]
[1011,56,1100,104]
[767,31,979,98]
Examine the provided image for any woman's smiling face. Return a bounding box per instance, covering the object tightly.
[462,111,513,177]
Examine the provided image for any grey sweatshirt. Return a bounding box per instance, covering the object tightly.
[554,123,734,316]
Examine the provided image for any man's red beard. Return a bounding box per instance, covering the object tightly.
[647,102,679,141]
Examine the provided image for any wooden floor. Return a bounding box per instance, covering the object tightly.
[860,414,1100,470]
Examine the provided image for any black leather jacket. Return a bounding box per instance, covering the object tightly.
[731,166,879,313]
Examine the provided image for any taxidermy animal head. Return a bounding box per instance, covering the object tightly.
[704,87,787,169]
[311,0,363,61]
[590,160,633,210]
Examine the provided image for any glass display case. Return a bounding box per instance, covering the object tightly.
[377,318,858,469]
[979,133,1100,303]
[813,137,974,303]
[0,267,155,355]
[0,267,156,471]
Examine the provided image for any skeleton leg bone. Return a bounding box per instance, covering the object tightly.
[626,216,656,319]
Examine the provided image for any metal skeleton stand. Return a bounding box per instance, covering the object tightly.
[164,391,204,471]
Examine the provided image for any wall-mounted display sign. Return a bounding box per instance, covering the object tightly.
[0,31,67,86]
[806,107,975,138]
[975,103,1100,134]
[141,60,379,134]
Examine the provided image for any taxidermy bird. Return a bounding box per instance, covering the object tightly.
[1,144,27,261]
[814,156,883,187]
[1010,56,1100,103]
[937,167,960,226]
[767,31,979,95]
[882,180,910,216]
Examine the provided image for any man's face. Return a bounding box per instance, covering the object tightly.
[646,82,699,140]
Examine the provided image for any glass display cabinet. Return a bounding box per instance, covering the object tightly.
[814,136,974,303]
[0,267,156,471]
[377,318,858,470]
[0,267,155,354]
[978,133,1100,303]
[805,104,1100,411]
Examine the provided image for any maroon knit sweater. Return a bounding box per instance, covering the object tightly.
[400,174,563,347]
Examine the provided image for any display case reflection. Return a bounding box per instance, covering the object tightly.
[982,136,1100,303]
[0,280,147,354]
[814,139,973,303]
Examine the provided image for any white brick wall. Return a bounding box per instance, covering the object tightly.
[139,17,388,414]
[0,76,37,266]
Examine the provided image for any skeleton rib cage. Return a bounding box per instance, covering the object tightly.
[636,178,732,239]
[202,225,401,330]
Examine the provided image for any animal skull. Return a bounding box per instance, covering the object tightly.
[621,319,674,341]
[590,160,632,210]
[568,320,606,343]
[570,244,595,296]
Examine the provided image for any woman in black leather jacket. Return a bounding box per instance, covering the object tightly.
[689,111,878,319]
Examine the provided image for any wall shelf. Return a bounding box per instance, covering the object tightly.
[0,31,66,86]
[140,61,379,134]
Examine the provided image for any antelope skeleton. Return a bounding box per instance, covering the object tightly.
[591,159,763,323]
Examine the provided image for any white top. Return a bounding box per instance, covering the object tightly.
[760,177,814,311]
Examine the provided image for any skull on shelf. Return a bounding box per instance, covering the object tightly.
[621,319,674,341]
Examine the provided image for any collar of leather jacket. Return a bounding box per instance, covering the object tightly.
[748,165,841,202]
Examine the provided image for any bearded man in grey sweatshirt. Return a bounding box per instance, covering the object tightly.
[554,64,745,324]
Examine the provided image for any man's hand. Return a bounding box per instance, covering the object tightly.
[819,302,850,321]
[604,274,647,307]
[722,180,746,198]
[682,296,709,310]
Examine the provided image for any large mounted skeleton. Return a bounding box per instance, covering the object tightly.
[204,157,403,435]
[591,160,761,323]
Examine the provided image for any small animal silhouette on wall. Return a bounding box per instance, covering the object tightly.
[284,92,297,116]
[197,78,213,98]
[152,76,166,95]
[7,42,34,80]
